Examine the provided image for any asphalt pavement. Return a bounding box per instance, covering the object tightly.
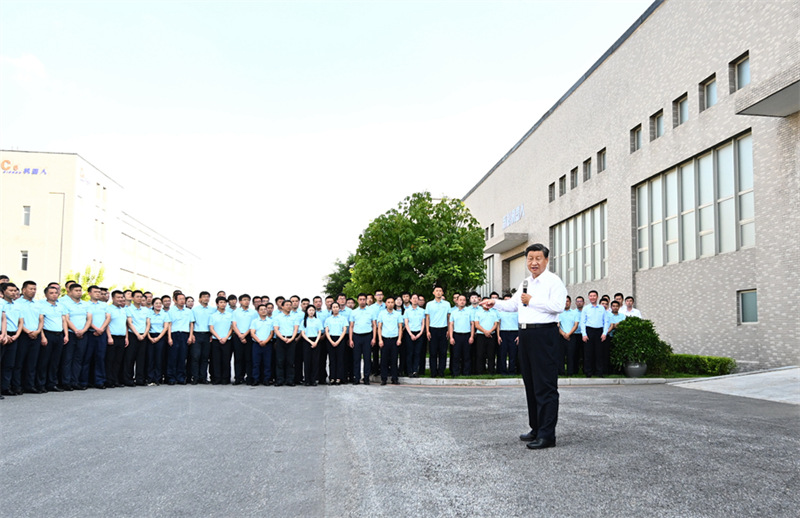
[1,380,798,517]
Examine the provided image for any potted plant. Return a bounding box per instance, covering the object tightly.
[610,317,672,377]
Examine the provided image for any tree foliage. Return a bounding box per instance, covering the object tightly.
[62,266,106,300]
[323,253,355,297]
[345,192,485,298]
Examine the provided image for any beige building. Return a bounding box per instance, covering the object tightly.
[464,0,799,369]
[0,150,198,295]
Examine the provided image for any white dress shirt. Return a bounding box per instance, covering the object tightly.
[492,269,567,324]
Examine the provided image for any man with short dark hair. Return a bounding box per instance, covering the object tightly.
[473,297,500,375]
[167,292,195,385]
[105,290,128,388]
[497,293,519,375]
[425,285,450,377]
[482,243,567,450]
[448,294,473,376]
[191,291,214,384]
[581,290,609,378]
[273,300,298,387]
[1,283,24,396]
[63,284,93,390]
[558,296,580,377]
[349,293,375,385]
[209,296,234,385]
[250,303,274,386]
[86,285,111,389]
[232,294,256,385]
[14,281,44,394]
[125,290,150,386]
[621,296,642,318]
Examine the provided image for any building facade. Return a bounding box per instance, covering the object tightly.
[464,0,799,369]
[1,150,198,295]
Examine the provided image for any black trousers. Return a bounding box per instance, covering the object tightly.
[14,333,40,391]
[380,336,399,382]
[475,332,497,374]
[317,336,329,383]
[211,338,232,384]
[106,335,125,386]
[327,336,344,381]
[122,333,142,384]
[274,338,295,385]
[428,327,447,377]
[352,333,372,381]
[194,331,211,382]
[519,324,559,441]
[233,334,251,383]
[39,331,63,389]
[559,333,580,376]
[371,337,381,379]
[583,327,604,376]
[293,337,304,384]
[303,339,320,383]
[451,332,471,376]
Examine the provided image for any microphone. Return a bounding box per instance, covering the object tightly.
[522,280,528,306]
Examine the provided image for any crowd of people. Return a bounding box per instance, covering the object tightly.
[0,273,642,399]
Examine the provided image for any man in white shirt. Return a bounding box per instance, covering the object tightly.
[620,296,642,318]
[482,243,567,450]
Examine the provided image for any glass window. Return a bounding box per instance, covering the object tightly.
[698,153,714,205]
[738,135,753,190]
[631,125,642,152]
[548,183,555,203]
[717,143,734,199]
[597,148,606,172]
[651,111,664,140]
[704,78,717,109]
[559,175,566,196]
[551,203,607,285]
[583,159,592,182]
[674,95,689,126]
[739,290,757,323]
[23,206,31,226]
[21,250,29,271]
[736,57,750,90]
[570,167,578,189]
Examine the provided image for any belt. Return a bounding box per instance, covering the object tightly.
[519,322,557,330]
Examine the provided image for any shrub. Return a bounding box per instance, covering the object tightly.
[667,354,736,376]
[610,317,672,374]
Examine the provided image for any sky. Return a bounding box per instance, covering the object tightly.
[1,0,653,297]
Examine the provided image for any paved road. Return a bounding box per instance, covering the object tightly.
[1,383,798,517]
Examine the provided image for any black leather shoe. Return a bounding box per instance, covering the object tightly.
[95,384,106,390]
[519,430,537,442]
[526,438,556,450]
[1,389,14,396]
[48,385,64,392]
[380,380,387,385]
[286,382,295,387]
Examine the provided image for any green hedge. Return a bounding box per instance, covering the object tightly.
[666,354,736,376]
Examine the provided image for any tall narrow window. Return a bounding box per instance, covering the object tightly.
[700,75,718,111]
[729,52,750,92]
[559,175,567,196]
[583,158,592,181]
[550,202,607,286]
[631,125,642,153]
[570,167,579,189]
[490,223,494,238]
[548,182,555,203]
[597,148,606,173]
[21,250,29,271]
[737,134,755,247]
[673,94,688,127]
[650,110,664,141]
[22,206,31,226]
[738,289,757,323]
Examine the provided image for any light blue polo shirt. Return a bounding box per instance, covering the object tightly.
[209,310,233,337]
[449,307,473,334]
[474,308,499,332]
[107,305,129,336]
[325,314,349,336]
[149,310,171,334]
[89,300,109,328]
[39,300,67,332]
[368,303,386,319]
[63,297,91,330]
[377,309,403,338]
[18,298,42,331]
[302,317,324,338]
[273,312,298,338]
[169,306,195,332]
[608,312,626,336]
[192,304,215,332]
[317,308,331,325]
[499,310,519,332]
[425,299,451,328]
[2,302,22,333]
[338,306,352,322]
[558,308,580,334]
[403,307,425,332]
[349,307,374,334]
[126,305,150,334]
[250,316,274,341]
[232,307,256,335]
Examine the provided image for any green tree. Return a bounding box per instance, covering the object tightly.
[62,266,106,300]
[347,191,485,298]
[323,253,355,297]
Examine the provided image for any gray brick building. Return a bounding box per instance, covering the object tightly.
[463,0,799,370]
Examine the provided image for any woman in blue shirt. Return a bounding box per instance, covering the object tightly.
[301,305,324,386]
[324,302,349,385]
[147,298,171,386]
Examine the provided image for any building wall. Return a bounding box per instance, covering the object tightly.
[464,0,799,368]
[1,150,197,296]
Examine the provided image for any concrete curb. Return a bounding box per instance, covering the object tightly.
[667,365,799,386]
[389,376,667,387]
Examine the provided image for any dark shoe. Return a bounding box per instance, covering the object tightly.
[95,384,106,390]
[48,385,64,392]
[62,385,74,391]
[526,438,556,450]
[286,382,296,387]
[275,382,283,387]
[380,380,387,385]
[519,430,537,442]
[24,388,41,394]
[1,389,14,396]
[312,382,318,386]
[190,380,198,385]
[391,379,399,385]
[168,381,176,386]
[124,382,135,387]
